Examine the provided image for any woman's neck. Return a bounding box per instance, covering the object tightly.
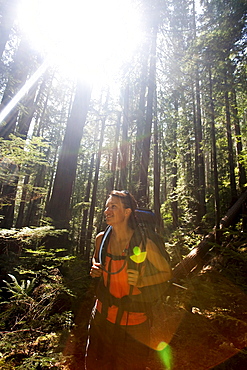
[111,224,134,243]
[110,225,134,255]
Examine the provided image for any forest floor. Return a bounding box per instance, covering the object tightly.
[1,228,247,370]
[62,259,247,370]
[148,267,247,370]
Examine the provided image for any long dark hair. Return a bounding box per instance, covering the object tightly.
[109,190,138,229]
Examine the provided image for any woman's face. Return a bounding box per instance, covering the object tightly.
[104,195,130,226]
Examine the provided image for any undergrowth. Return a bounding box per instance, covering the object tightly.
[0,225,246,369]
[0,227,93,370]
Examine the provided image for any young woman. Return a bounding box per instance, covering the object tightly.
[85,190,171,370]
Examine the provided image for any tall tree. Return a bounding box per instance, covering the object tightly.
[192,0,206,223]
[107,112,121,193]
[138,23,158,205]
[119,84,129,189]
[224,70,237,203]
[85,96,109,262]
[46,80,91,229]
[153,92,163,231]
[0,38,37,139]
[208,65,220,228]
[132,44,149,195]
[79,153,94,256]
[171,91,179,228]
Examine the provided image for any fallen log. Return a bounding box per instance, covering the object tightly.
[172,189,247,281]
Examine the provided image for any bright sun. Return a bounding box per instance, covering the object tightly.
[17,0,143,85]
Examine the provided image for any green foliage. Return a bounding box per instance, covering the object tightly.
[0,227,92,369]
[0,268,69,368]
[0,134,49,183]
[3,273,36,299]
[165,227,203,267]
[0,330,62,369]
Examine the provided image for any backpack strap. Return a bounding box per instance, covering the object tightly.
[98,225,112,265]
[98,225,128,275]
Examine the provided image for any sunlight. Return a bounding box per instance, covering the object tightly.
[17,0,143,86]
[0,60,48,125]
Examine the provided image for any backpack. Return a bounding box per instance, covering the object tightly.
[96,209,171,323]
[134,208,171,264]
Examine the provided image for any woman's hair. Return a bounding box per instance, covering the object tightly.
[109,190,138,229]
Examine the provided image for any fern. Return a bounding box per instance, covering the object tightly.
[3,274,36,299]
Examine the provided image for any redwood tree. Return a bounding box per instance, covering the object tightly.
[46,80,91,229]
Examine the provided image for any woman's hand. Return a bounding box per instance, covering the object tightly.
[90,262,103,278]
[127,269,142,287]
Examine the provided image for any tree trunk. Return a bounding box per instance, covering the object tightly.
[25,164,46,227]
[224,73,237,203]
[107,112,121,193]
[231,88,246,190]
[0,163,19,228]
[132,46,148,195]
[194,65,206,223]
[79,153,94,255]
[192,0,206,223]
[85,111,107,262]
[138,24,157,206]
[0,39,34,138]
[15,174,30,228]
[153,92,163,232]
[119,84,129,189]
[209,66,220,229]
[46,80,91,229]
[171,92,178,229]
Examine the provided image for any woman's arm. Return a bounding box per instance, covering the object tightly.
[90,232,104,278]
[127,238,172,287]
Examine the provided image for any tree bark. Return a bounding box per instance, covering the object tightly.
[85,110,107,262]
[224,72,237,203]
[208,66,220,229]
[107,112,121,193]
[46,80,91,229]
[192,0,206,223]
[119,84,129,190]
[79,153,94,255]
[153,92,163,231]
[231,88,246,190]
[171,92,178,229]
[138,24,157,206]
[0,39,34,138]
[132,45,148,195]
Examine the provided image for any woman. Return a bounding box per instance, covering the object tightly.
[85,190,171,370]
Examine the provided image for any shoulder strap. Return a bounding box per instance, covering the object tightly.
[98,225,127,275]
[129,227,146,251]
[98,225,112,266]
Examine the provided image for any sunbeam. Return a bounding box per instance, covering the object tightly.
[0,60,49,125]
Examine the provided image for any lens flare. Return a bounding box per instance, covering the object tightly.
[133,246,141,255]
[157,341,173,370]
[130,246,147,263]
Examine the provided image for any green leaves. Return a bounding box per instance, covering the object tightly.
[0,134,49,168]
[3,273,36,299]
